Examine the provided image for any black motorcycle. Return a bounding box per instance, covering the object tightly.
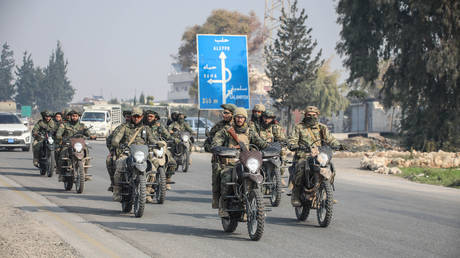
[38,131,56,177]
[212,143,266,241]
[170,131,192,172]
[60,132,91,194]
[118,144,149,217]
[260,142,282,207]
[293,141,336,227]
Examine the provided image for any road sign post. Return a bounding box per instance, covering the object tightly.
[196,34,250,109]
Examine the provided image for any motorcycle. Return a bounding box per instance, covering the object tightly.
[260,142,282,207]
[60,132,91,194]
[118,144,149,217]
[293,140,336,227]
[146,141,167,204]
[170,131,192,172]
[212,143,266,241]
[38,131,56,177]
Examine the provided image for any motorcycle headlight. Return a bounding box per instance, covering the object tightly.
[134,151,145,163]
[246,158,260,173]
[153,147,164,158]
[74,142,83,152]
[48,137,54,144]
[182,134,189,142]
[317,152,329,167]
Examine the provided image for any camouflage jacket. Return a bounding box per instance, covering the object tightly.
[32,119,56,138]
[211,124,268,150]
[259,122,285,143]
[56,121,89,142]
[111,122,156,149]
[288,122,339,161]
[248,119,262,135]
[204,119,232,152]
[168,120,193,134]
[149,122,171,141]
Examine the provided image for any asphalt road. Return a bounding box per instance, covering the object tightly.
[0,141,459,258]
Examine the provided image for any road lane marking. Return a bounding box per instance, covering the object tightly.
[0,176,120,258]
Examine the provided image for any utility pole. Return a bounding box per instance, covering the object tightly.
[263,0,291,67]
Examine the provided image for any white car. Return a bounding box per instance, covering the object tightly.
[185,117,214,138]
[0,112,31,151]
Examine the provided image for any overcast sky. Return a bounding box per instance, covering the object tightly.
[0,0,344,102]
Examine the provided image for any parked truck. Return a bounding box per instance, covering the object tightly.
[81,104,122,139]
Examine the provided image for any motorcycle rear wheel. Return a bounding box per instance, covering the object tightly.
[246,189,265,241]
[222,215,238,233]
[155,167,167,204]
[133,175,146,218]
[75,161,85,194]
[64,177,73,191]
[122,201,133,213]
[316,180,333,227]
[295,201,310,221]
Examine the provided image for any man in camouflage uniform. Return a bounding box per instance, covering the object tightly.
[248,104,265,134]
[287,106,340,207]
[204,103,236,208]
[56,110,91,181]
[105,110,132,192]
[111,107,160,201]
[32,110,55,167]
[211,107,268,217]
[143,110,177,194]
[168,112,193,134]
[53,112,63,128]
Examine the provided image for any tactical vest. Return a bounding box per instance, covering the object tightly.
[228,127,250,148]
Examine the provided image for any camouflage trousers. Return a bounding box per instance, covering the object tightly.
[106,152,115,186]
[32,139,42,161]
[293,159,309,186]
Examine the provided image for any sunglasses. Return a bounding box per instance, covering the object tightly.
[222,111,232,115]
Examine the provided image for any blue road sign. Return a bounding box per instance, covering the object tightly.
[197,34,250,109]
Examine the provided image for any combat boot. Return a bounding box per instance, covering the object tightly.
[291,186,302,207]
[112,185,122,202]
[218,196,229,218]
[166,177,172,190]
[33,159,39,167]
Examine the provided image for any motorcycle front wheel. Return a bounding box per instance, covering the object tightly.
[246,189,265,241]
[75,161,85,194]
[155,167,166,204]
[47,151,55,177]
[270,168,282,207]
[316,180,333,227]
[182,151,190,172]
[133,174,146,218]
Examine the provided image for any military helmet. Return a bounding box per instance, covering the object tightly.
[220,104,237,114]
[253,104,266,112]
[40,110,52,117]
[143,109,153,115]
[234,107,248,119]
[67,110,79,116]
[54,112,63,117]
[304,106,320,115]
[122,110,132,117]
[131,107,143,116]
[262,110,276,118]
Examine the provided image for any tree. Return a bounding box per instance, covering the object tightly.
[0,42,15,101]
[36,41,75,111]
[336,0,460,151]
[265,0,323,133]
[139,92,145,105]
[108,98,119,104]
[15,52,38,106]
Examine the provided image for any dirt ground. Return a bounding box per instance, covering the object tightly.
[0,200,81,258]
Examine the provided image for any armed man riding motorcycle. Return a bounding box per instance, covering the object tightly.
[55,110,91,181]
[203,103,236,208]
[106,110,132,192]
[249,104,265,134]
[110,107,163,202]
[143,109,177,196]
[32,110,56,167]
[168,112,194,172]
[287,106,341,207]
[211,107,268,217]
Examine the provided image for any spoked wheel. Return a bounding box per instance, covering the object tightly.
[133,174,146,218]
[155,167,167,204]
[64,176,73,191]
[182,151,190,172]
[222,214,239,233]
[246,189,265,241]
[316,180,333,227]
[75,161,85,194]
[270,168,282,207]
[295,196,311,222]
[47,152,55,177]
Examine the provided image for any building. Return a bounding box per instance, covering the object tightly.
[167,63,195,104]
